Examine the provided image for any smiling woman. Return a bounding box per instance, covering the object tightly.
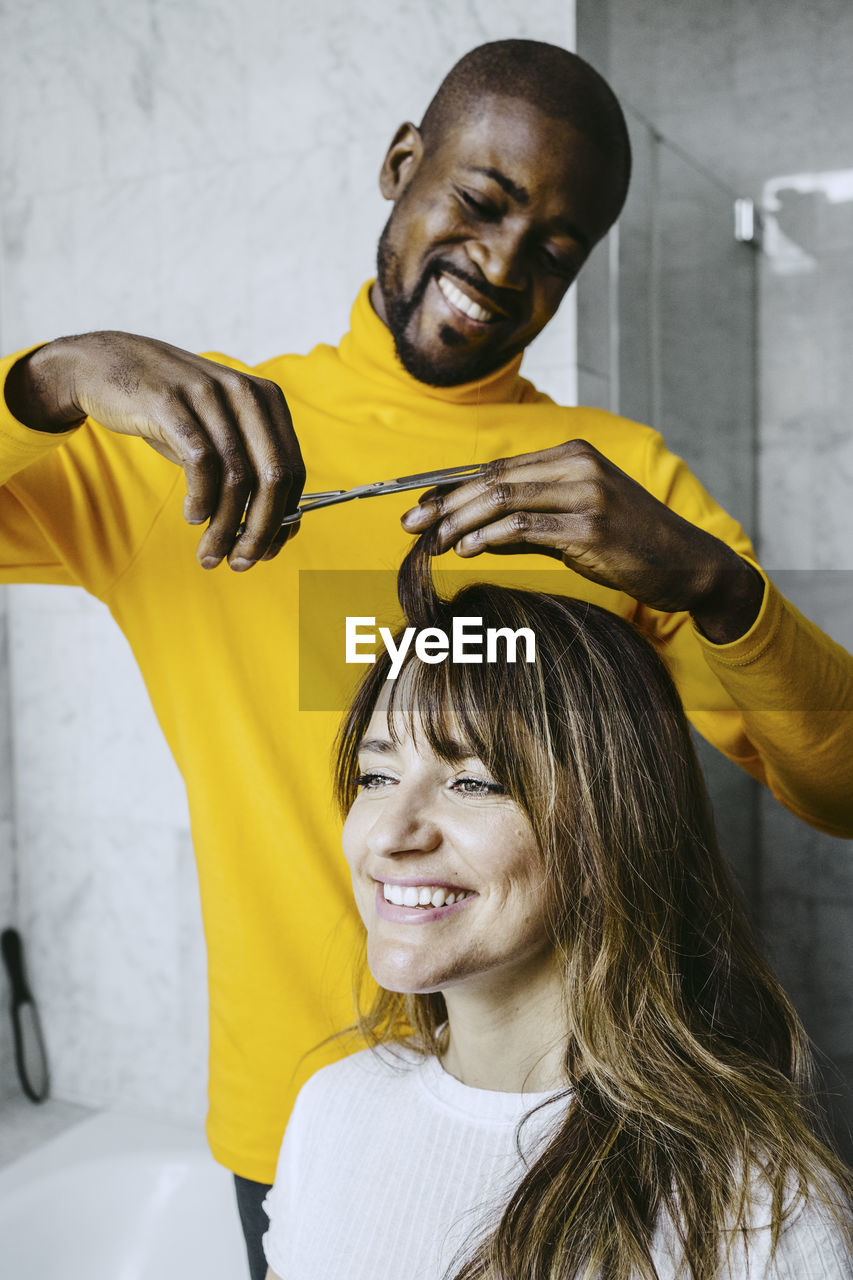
[343,692,549,1020]
[261,535,853,1280]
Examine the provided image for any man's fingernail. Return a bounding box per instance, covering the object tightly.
[184,498,208,525]
[200,555,221,570]
[402,505,431,529]
[229,557,253,572]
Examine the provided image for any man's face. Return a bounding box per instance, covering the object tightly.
[373,94,619,386]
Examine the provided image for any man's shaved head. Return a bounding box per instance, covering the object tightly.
[419,39,631,224]
[372,40,631,385]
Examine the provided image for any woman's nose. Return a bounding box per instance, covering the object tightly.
[365,785,442,859]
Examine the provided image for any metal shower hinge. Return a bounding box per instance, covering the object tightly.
[734,197,763,247]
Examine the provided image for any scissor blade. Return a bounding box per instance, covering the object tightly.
[353,464,486,499]
[276,463,486,526]
[389,463,485,487]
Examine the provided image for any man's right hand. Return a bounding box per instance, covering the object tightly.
[4,332,305,570]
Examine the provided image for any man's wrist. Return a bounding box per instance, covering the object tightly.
[690,551,765,645]
[4,340,87,434]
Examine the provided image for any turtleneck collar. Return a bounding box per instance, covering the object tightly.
[336,281,530,406]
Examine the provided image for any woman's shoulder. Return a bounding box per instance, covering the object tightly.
[291,1043,428,1123]
[651,1168,853,1279]
[767,1177,853,1278]
[723,1176,853,1279]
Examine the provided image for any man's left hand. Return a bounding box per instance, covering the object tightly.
[400,439,764,644]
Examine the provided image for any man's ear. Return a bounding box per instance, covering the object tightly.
[378,122,425,201]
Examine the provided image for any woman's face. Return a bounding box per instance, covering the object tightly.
[342,688,553,998]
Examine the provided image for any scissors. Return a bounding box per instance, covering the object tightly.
[275,462,488,527]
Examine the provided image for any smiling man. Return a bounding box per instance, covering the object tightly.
[372,48,627,390]
[1,39,852,1280]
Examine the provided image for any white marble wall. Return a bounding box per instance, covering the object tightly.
[0,2,577,1118]
[0,587,17,1102]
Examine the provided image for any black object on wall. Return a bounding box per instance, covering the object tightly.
[1,927,49,1103]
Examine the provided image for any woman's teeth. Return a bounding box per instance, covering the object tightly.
[383,883,472,909]
[437,274,495,323]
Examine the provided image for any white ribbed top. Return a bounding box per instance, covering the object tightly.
[262,1046,853,1280]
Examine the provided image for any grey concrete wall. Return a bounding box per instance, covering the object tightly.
[578,0,853,1155]
[577,2,762,905]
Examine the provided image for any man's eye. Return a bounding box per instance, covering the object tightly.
[541,249,576,277]
[453,776,505,796]
[459,191,498,219]
[356,771,395,790]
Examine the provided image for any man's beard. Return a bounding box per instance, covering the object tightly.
[375,216,521,387]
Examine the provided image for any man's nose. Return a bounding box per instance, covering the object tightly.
[466,225,528,292]
[365,784,442,859]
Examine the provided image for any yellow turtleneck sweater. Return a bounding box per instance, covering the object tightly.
[1,282,851,1180]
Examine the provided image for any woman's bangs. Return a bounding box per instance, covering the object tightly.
[383,646,503,773]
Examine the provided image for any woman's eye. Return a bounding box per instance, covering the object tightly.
[356,771,395,790]
[453,776,505,796]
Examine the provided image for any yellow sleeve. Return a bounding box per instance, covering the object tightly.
[0,344,183,594]
[637,429,853,839]
[0,345,253,596]
[0,346,81,483]
[695,568,853,838]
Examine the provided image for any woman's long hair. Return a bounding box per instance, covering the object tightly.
[334,534,853,1280]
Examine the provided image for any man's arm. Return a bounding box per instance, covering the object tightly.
[400,437,765,640]
[4,333,305,569]
[687,576,853,838]
[400,436,853,837]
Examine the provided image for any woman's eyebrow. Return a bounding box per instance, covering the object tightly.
[357,736,477,762]
[357,737,394,755]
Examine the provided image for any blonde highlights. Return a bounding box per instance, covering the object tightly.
[334,536,853,1279]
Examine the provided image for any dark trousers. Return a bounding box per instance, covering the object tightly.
[234,1174,274,1280]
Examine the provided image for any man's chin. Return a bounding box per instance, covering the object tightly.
[391,327,513,388]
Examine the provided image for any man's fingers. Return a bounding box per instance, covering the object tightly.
[227,463,294,567]
[486,541,566,563]
[196,461,254,567]
[402,444,602,531]
[172,397,255,567]
[261,381,305,523]
[163,416,222,527]
[261,518,301,560]
[164,376,304,571]
[227,381,305,566]
[425,480,600,552]
[450,510,569,557]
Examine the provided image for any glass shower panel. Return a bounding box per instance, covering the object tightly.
[617,114,760,900]
[619,115,758,533]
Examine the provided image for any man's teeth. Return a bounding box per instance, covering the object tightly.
[383,883,472,909]
[437,274,495,323]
